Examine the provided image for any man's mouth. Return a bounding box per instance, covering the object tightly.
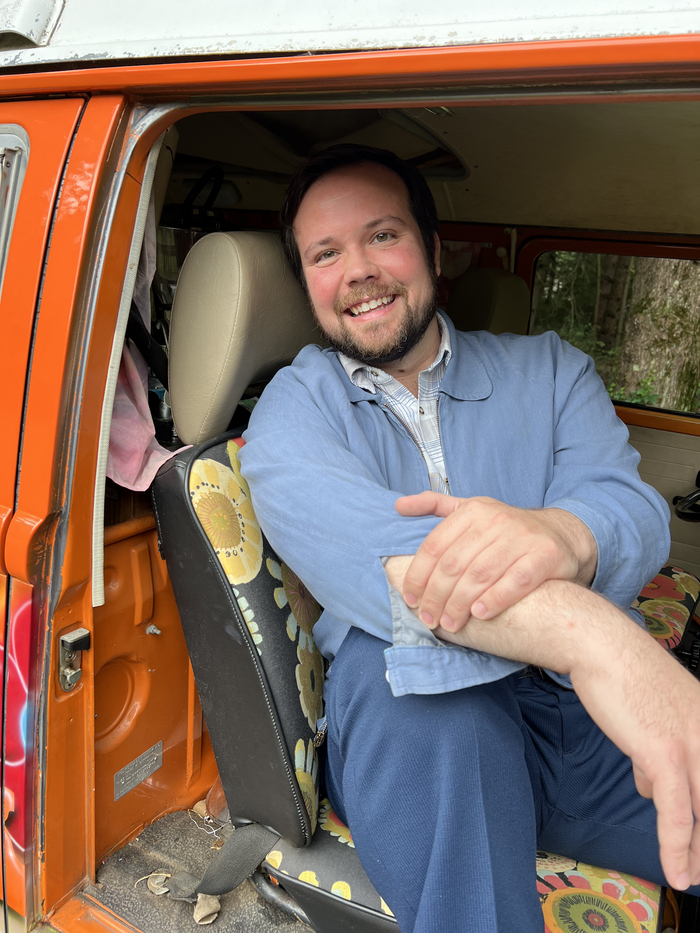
[344,294,396,317]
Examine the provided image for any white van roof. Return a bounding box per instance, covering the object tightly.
[0,0,698,70]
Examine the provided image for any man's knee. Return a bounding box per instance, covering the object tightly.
[327,627,525,773]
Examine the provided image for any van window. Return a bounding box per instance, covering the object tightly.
[0,125,29,297]
[530,250,700,415]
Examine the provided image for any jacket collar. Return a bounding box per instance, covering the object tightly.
[327,311,493,404]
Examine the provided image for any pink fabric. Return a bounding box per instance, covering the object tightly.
[106,195,187,491]
[106,344,179,491]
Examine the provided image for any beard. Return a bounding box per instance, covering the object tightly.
[311,276,439,368]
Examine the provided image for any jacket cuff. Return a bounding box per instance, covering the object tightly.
[384,574,524,696]
[545,497,616,594]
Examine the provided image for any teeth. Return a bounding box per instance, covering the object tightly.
[348,294,395,316]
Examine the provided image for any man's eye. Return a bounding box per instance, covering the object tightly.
[374,232,393,243]
[316,250,336,263]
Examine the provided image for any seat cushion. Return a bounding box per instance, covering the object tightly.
[537,852,663,933]
[263,801,665,932]
[634,564,700,649]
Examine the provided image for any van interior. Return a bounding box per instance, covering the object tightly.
[51,99,700,933]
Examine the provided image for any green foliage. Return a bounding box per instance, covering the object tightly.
[531,251,625,391]
[531,250,700,414]
[607,374,660,408]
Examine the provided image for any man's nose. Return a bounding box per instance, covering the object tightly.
[343,245,381,285]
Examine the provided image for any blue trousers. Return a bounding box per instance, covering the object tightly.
[324,627,699,933]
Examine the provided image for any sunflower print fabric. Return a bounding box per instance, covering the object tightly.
[263,817,662,930]
[189,457,263,585]
[295,739,319,833]
[188,436,324,841]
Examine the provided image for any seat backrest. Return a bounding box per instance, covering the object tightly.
[168,230,320,445]
[446,266,530,335]
[153,435,325,847]
[154,231,325,846]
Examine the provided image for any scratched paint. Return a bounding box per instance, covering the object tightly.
[0,0,698,68]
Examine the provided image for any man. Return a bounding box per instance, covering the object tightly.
[238,144,700,932]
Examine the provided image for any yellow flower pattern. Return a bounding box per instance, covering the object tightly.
[319,798,355,848]
[295,738,319,834]
[189,458,263,585]
[267,558,321,647]
[296,642,324,733]
[227,440,251,499]
[265,850,283,870]
[672,569,700,601]
[233,587,261,655]
[332,881,352,899]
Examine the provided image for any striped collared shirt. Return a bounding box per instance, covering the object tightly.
[338,312,452,495]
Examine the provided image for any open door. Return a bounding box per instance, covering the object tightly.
[0,98,85,927]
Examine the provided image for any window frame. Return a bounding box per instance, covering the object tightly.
[515,233,700,429]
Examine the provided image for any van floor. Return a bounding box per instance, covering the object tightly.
[86,811,303,932]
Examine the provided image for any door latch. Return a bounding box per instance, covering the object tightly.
[59,628,91,692]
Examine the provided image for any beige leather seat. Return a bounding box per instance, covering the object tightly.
[446,266,530,335]
[168,231,319,446]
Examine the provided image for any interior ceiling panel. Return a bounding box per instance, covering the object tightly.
[410,101,700,235]
[174,101,700,236]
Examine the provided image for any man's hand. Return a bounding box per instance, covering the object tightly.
[385,564,700,892]
[434,587,700,892]
[394,492,597,631]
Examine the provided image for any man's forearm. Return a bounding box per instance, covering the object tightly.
[387,554,700,890]
[385,555,610,675]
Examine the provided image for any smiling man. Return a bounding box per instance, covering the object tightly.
[239,145,700,933]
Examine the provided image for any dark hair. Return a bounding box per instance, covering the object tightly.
[280,143,439,282]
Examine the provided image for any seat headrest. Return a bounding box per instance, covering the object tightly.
[446,266,530,335]
[169,231,319,445]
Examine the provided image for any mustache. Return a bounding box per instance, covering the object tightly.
[334,282,408,315]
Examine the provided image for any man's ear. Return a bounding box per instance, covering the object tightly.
[433,232,442,278]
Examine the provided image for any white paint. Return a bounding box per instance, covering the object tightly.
[0,0,697,68]
[0,0,62,45]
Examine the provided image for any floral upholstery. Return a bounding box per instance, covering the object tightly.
[264,798,395,919]
[537,853,663,933]
[634,564,700,649]
[262,801,666,932]
[188,437,325,832]
[189,440,696,933]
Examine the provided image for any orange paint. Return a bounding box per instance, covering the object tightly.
[0,29,698,929]
[0,35,697,99]
[0,99,84,576]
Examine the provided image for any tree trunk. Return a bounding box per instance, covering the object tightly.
[598,255,633,351]
[619,258,700,411]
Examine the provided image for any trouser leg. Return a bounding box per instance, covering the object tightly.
[518,673,700,897]
[324,628,545,933]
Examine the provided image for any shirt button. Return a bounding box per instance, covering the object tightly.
[419,406,425,415]
[371,369,379,376]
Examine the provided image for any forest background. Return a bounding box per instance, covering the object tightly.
[530,252,700,414]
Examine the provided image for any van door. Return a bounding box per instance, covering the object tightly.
[0,98,85,925]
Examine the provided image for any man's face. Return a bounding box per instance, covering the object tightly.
[293,162,440,366]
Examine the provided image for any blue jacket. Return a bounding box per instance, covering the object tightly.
[240,316,671,696]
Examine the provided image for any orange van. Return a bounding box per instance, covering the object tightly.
[1,4,700,931]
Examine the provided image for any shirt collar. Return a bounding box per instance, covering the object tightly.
[328,312,493,404]
[338,311,452,394]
